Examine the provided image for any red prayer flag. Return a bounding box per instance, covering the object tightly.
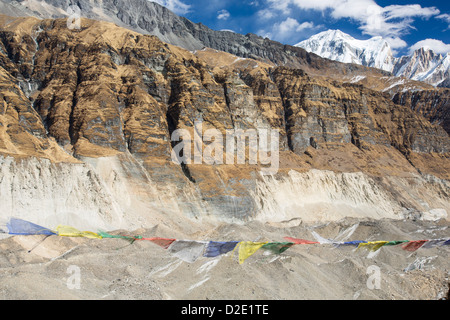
[284,237,319,245]
[142,237,176,249]
[402,240,428,252]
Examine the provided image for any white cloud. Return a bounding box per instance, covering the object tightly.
[150,0,191,15]
[217,9,230,20]
[436,13,450,30]
[262,0,440,43]
[220,29,236,33]
[384,36,408,55]
[437,13,450,23]
[384,36,407,50]
[257,8,275,20]
[266,0,292,14]
[409,39,450,55]
[261,18,318,42]
[382,4,439,20]
[296,21,316,32]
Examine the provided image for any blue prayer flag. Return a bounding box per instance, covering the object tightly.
[204,241,239,257]
[6,218,56,236]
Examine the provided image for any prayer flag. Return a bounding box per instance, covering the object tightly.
[402,240,428,252]
[168,240,208,263]
[357,241,388,252]
[97,230,134,240]
[385,240,409,246]
[97,230,138,243]
[283,237,319,245]
[421,239,449,248]
[204,241,239,257]
[262,242,294,254]
[332,240,367,248]
[55,225,102,239]
[5,218,56,236]
[144,237,177,249]
[237,241,268,264]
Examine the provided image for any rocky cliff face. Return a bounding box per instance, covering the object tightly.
[7,0,449,134]
[4,0,448,134]
[0,16,449,230]
[392,89,450,136]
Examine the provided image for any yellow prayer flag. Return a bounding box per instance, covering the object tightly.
[55,225,102,239]
[357,241,388,252]
[237,241,268,264]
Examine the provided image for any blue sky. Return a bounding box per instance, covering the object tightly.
[151,0,450,57]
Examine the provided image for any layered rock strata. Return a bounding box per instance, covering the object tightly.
[0,16,449,229]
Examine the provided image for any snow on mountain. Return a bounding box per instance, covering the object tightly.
[295,30,396,72]
[394,48,450,87]
[295,30,450,88]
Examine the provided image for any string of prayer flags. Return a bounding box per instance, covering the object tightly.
[2,218,449,264]
[204,241,239,258]
[237,241,268,264]
[168,240,208,263]
[401,240,429,252]
[357,241,389,252]
[55,225,103,239]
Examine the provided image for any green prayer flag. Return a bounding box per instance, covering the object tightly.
[262,242,294,254]
[97,230,138,243]
[385,240,409,246]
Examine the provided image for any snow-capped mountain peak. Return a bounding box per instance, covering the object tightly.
[394,48,449,86]
[295,29,449,87]
[295,29,395,72]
